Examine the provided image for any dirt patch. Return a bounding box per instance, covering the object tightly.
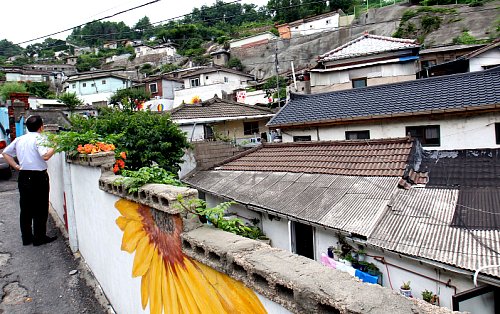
[1,282,30,305]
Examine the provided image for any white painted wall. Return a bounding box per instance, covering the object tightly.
[179,124,205,142]
[229,33,276,49]
[48,153,66,221]
[469,48,500,72]
[291,13,340,37]
[282,112,500,150]
[174,83,225,107]
[261,214,290,251]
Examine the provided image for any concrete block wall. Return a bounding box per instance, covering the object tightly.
[192,141,246,170]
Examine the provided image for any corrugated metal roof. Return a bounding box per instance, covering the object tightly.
[368,188,500,278]
[185,170,400,237]
[218,138,413,177]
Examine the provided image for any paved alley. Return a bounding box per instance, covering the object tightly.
[0,171,108,314]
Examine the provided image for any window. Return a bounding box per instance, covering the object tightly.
[326,20,330,24]
[352,78,367,89]
[82,83,87,87]
[243,121,259,135]
[216,55,221,59]
[406,125,440,146]
[102,80,106,85]
[496,123,500,145]
[190,78,200,87]
[149,83,158,93]
[293,136,311,142]
[224,77,228,83]
[91,83,95,87]
[205,76,209,80]
[345,130,370,140]
[72,84,76,89]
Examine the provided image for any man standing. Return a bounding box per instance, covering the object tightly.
[2,115,57,246]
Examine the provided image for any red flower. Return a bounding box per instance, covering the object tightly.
[113,164,120,174]
[116,159,125,169]
[120,151,127,160]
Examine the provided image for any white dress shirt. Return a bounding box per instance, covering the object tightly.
[3,132,50,171]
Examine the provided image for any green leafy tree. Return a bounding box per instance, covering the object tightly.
[58,92,84,111]
[160,63,180,73]
[262,76,287,102]
[0,39,23,58]
[70,109,190,172]
[26,82,54,99]
[0,82,27,101]
[226,57,244,71]
[76,53,102,72]
[109,88,151,111]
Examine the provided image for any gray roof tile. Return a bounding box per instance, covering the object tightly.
[268,67,500,127]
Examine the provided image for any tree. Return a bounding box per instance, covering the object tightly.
[109,88,151,111]
[0,82,27,101]
[26,82,54,99]
[226,57,244,71]
[76,53,102,72]
[58,92,84,111]
[0,39,23,58]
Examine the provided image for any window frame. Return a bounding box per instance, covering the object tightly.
[345,130,370,140]
[82,82,87,87]
[352,78,367,89]
[495,123,500,145]
[293,136,312,142]
[149,82,158,94]
[243,121,259,136]
[406,125,441,147]
[190,78,200,87]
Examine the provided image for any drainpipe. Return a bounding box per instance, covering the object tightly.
[474,265,500,287]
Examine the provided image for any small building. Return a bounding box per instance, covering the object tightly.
[267,67,500,150]
[310,33,420,92]
[102,41,118,50]
[170,95,275,144]
[417,44,485,71]
[141,74,184,111]
[174,67,254,107]
[418,39,500,78]
[229,32,277,49]
[210,49,230,67]
[277,11,342,39]
[64,70,137,107]
[184,137,500,312]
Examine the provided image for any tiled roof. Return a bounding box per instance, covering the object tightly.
[369,187,500,278]
[318,33,419,62]
[267,67,500,127]
[185,170,400,237]
[169,96,274,120]
[421,149,500,230]
[217,137,413,177]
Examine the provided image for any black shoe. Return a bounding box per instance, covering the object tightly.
[22,239,32,246]
[33,236,57,246]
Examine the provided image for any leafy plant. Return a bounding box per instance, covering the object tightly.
[0,82,27,101]
[114,165,183,193]
[401,281,411,290]
[176,195,266,240]
[70,108,190,172]
[58,92,84,111]
[45,130,122,157]
[422,289,434,302]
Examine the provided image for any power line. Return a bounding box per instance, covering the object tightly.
[14,0,161,46]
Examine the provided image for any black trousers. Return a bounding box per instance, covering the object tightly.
[18,170,50,242]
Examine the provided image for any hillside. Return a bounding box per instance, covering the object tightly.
[233,1,499,80]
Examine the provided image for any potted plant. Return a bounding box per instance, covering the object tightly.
[343,254,354,267]
[400,281,412,297]
[357,249,367,262]
[422,290,438,305]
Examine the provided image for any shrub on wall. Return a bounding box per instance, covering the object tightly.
[70,108,190,173]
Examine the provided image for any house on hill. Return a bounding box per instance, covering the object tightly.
[309,33,420,93]
[184,137,500,312]
[276,10,342,39]
[64,69,138,107]
[141,74,184,111]
[268,67,500,150]
[169,95,275,144]
[418,39,500,78]
[229,32,277,49]
[173,67,254,107]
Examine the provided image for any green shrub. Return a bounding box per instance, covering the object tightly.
[0,82,27,101]
[70,109,190,172]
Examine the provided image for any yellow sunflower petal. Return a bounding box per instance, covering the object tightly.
[160,258,170,314]
[132,236,155,277]
[140,268,150,310]
[115,216,130,231]
[166,263,180,314]
[121,220,146,253]
[115,199,142,220]
[149,249,162,314]
[173,264,201,314]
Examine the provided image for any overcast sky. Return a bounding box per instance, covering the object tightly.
[0,0,269,47]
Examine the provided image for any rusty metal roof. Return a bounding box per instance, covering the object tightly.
[185,170,400,237]
[217,137,413,177]
[368,188,500,278]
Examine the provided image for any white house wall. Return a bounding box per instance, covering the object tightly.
[174,84,225,107]
[179,124,205,142]
[261,213,291,251]
[282,112,500,150]
[469,48,500,72]
[292,14,339,37]
[230,33,276,49]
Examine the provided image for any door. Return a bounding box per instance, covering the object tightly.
[291,221,314,259]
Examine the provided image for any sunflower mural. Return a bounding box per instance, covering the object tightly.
[115,199,267,314]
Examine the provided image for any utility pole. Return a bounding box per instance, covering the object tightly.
[275,45,280,107]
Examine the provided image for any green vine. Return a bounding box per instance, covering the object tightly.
[176,195,266,240]
[113,165,184,193]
